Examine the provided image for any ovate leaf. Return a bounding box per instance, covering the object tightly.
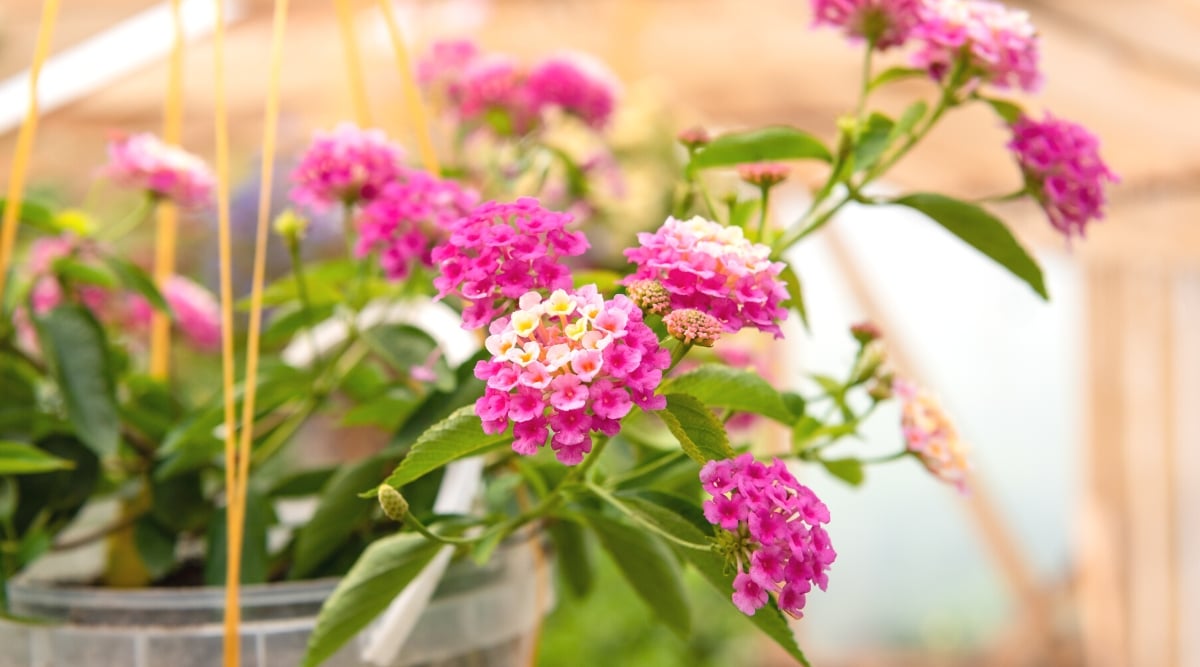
[657,394,735,465]
[868,66,925,91]
[661,365,797,423]
[689,126,832,173]
[35,305,120,457]
[547,519,593,598]
[382,406,511,489]
[820,457,866,486]
[852,112,895,174]
[895,193,1048,299]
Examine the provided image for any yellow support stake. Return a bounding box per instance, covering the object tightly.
[335,0,373,128]
[377,0,440,175]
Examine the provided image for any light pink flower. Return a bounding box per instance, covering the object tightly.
[417,39,481,105]
[811,0,925,49]
[472,287,671,465]
[702,454,835,618]
[289,124,406,212]
[526,53,619,130]
[894,379,970,491]
[663,309,723,347]
[456,55,540,134]
[624,216,789,338]
[1007,113,1118,239]
[105,133,215,209]
[737,162,791,189]
[912,0,1041,92]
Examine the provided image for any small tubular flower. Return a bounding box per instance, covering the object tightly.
[624,216,789,338]
[912,0,1041,92]
[626,279,671,316]
[355,169,479,281]
[431,198,589,329]
[895,379,970,491]
[526,53,619,130]
[1007,113,1117,239]
[473,287,671,465]
[105,133,215,209]
[664,309,723,347]
[702,455,835,618]
[289,124,406,212]
[811,0,925,50]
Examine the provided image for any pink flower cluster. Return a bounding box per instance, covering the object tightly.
[1008,113,1117,239]
[431,198,589,329]
[624,216,789,338]
[811,0,925,50]
[473,287,670,465]
[911,0,1041,92]
[26,236,109,317]
[701,455,836,617]
[355,169,479,280]
[895,380,970,491]
[417,41,619,133]
[289,124,406,212]
[105,133,215,209]
[127,276,222,350]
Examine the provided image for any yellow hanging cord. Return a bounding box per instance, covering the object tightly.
[210,0,242,663]
[0,0,61,303]
[227,1,290,661]
[334,0,373,128]
[376,0,440,175]
[150,0,187,379]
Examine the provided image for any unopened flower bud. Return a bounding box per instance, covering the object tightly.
[627,279,671,316]
[867,368,896,402]
[850,321,882,345]
[677,126,710,150]
[273,209,310,241]
[378,485,409,522]
[850,341,887,385]
[664,308,723,347]
[737,162,790,189]
[53,209,96,235]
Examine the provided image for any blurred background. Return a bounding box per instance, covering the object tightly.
[1,0,1196,665]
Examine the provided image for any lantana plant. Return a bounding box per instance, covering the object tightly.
[0,1,1113,665]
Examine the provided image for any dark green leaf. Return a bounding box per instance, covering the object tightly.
[291,456,390,579]
[301,534,442,667]
[342,389,418,430]
[0,198,55,233]
[102,257,167,312]
[689,126,832,173]
[780,392,807,419]
[204,489,272,585]
[548,519,593,598]
[134,518,177,581]
[657,394,735,465]
[612,493,712,546]
[895,193,1048,299]
[13,435,99,534]
[268,467,337,498]
[381,406,511,489]
[661,365,795,423]
[0,477,16,521]
[148,472,209,533]
[35,305,120,457]
[779,263,810,331]
[51,257,117,289]
[0,441,74,474]
[852,113,895,174]
[585,513,691,639]
[868,66,925,91]
[820,457,866,486]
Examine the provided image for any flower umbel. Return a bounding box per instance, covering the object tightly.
[1008,113,1117,239]
[912,0,1041,92]
[289,124,406,212]
[473,287,671,465]
[431,198,590,329]
[664,309,723,347]
[811,0,925,50]
[895,379,970,491]
[526,53,619,130]
[624,216,789,338]
[105,133,215,209]
[702,455,836,618]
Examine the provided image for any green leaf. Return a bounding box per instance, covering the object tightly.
[585,513,691,639]
[852,112,895,174]
[612,493,712,546]
[657,394,735,465]
[820,457,865,486]
[301,534,442,667]
[548,519,593,598]
[778,263,810,331]
[103,256,168,312]
[361,324,454,392]
[895,193,1048,299]
[291,456,390,579]
[204,489,272,585]
[13,435,99,534]
[0,197,56,234]
[35,305,120,457]
[573,270,624,295]
[246,259,352,309]
[892,100,927,140]
[51,257,117,289]
[868,66,925,91]
[661,365,796,423]
[268,467,338,498]
[0,441,74,475]
[979,96,1025,124]
[341,389,418,430]
[381,406,511,489]
[689,126,832,173]
[134,518,177,581]
[728,198,760,230]
[261,302,336,347]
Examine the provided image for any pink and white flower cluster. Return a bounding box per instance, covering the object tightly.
[105,134,215,210]
[701,455,836,618]
[289,124,406,212]
[624,216,789,338]
[431,198,589,329]
[895,379,970,491]
[812,0,925,50]
[473,287,670,465]
[911,0,1040,92]
[355,169,479,281]
[417,41,619,132]
[1007,113,1118,239]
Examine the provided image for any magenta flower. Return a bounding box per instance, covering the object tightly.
[417,39,481,105]
[128,275,221,351]
[911,0,1041,92]
[894,380,970,492]
[1007,113,1118,239]
[289,124,406,212]
[702,455,835,618]
[355,169,479,281]
[431,198,589,329]
[105,133,215,209]
[624,216,789,338]
[811,0,925,50]
[526,53,619,130]
[457,55,539,134]
[473,287,671,465]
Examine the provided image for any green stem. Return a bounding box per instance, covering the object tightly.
[586,481,712,551]
[286,235,324,373]
[755,186,771,243]
[404,513,477,545]
[855,40,875,120]
[696,176,719,221]
[99,194,154,241]
[860,450,910,465]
